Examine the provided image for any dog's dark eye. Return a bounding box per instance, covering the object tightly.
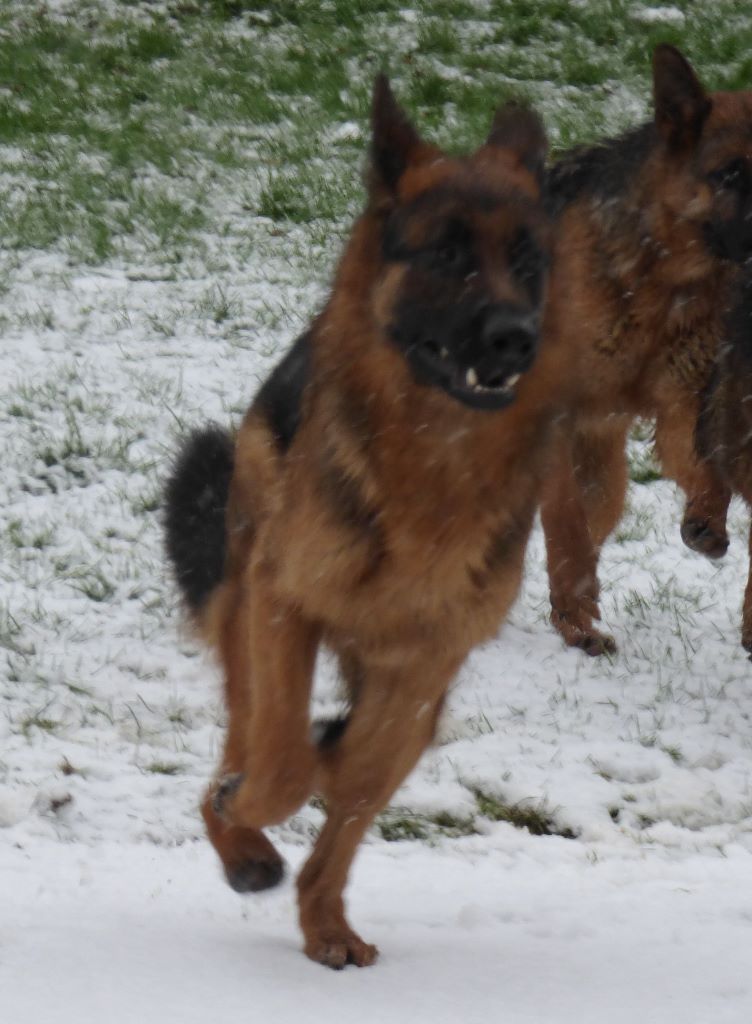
[425,223,473,276]
[435,242,463,270]
[708,159,748,192]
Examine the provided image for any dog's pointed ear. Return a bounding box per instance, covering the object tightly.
[653,44,711,150]
[486,101,548,184]
[369,74,424,198]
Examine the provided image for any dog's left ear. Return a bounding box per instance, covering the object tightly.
[486,101,548,185]
[369,75,425,199]
[653,44,711,151]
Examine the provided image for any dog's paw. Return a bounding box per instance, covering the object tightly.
[225,856,284,893]
[680,518,729,560]
[552,607,616,657]
[304,931,379,970]
[577,630,617,657]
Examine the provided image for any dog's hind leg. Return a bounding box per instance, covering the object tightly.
[211,561,321,831]
[296,653,458,969]
[572,419,631,551]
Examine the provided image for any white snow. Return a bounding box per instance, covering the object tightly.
[633,7,687,27]
[2,837,751,1024]
[2,240,751,1016]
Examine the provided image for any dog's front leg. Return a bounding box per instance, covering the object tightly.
[297,652,459,969]
[654,396,731,559]
[213,560,321,829]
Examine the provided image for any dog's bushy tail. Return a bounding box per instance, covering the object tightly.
[164,425,235,618]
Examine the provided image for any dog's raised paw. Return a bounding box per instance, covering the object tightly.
[225,856,284,893]
[680,519,729,560]
[212,773,244,818]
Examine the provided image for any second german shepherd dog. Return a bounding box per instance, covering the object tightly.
[697,272,752,652]
[165,78,564,967]
[540,45,752,654]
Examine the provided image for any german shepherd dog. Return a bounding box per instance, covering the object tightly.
[165,78,562,967]
[540,44,752,654]
[697,271,752,652]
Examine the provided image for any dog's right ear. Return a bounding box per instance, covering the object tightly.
[486,101,548,186]
[369,75,425,200]
[653,44,711,151]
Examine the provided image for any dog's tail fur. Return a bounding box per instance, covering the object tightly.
[164,425,234,619]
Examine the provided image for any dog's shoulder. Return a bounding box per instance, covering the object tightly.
[254,331,313,453]
[546,123,655,217]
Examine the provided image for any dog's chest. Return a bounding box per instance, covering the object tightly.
[273,413,541,631]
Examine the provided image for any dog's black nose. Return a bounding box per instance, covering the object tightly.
[481,307,538,368]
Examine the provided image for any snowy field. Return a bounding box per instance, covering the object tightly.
[2,1,752,1021]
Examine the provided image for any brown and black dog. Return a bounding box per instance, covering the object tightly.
[165,78,569,967]
[540,44,752,655]
[697,272,752,652]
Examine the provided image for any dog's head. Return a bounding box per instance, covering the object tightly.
[651,44,752,265]
[368,76,549,412]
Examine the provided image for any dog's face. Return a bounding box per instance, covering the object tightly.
[652,45,752,265]
[369,79,549,411]
[697,97,752,264]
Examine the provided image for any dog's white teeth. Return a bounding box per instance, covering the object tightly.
[507,373,521,387]
[466,367,478,387]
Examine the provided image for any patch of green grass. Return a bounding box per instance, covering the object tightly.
[622,588,651,620]
[144,761,185,776]
[257,167,357,224]
[615,506,653,545]
[69,568,117,604]
[377,807,478,842]
[21,711,60,737]
[193,285,241,325]
[133,488,162,516]
[378,813,429,842]
[661,744,684,765]
[473,787,576,838]
[7,519,55,551]
[0,607,26,655]
[2,1,751,262]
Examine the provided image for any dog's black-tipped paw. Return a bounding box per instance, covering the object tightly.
[225,857,284,893]
[212,773,244,818]
[680,519,729,560]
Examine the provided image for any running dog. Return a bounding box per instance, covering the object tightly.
[165,76,563,968]
[541,45,752,654]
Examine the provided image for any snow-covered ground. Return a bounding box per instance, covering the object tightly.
[2,245,751,1019]
[2,2,752,1019]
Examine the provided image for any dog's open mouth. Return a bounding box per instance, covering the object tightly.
[412,338,526,409]
[461,364,521,396]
